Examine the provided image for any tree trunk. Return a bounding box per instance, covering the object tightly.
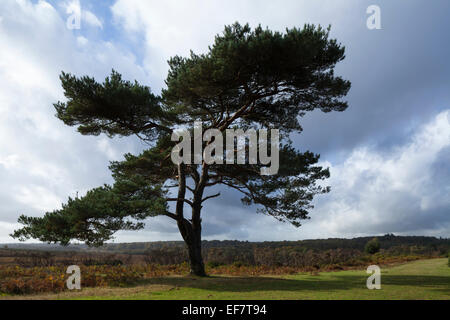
[177,218,206,277]
[175,163,207,276]
[186,230,205,276]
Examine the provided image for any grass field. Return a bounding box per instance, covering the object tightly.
[3,258,449,300]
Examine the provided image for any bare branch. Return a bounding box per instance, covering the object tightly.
[163,212,179,221]
[201,192,221,203]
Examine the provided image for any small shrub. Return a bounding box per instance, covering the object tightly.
[365,238,381,254]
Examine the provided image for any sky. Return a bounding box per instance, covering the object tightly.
[0,0,449,243]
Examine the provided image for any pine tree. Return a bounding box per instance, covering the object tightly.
[12,23,351,276]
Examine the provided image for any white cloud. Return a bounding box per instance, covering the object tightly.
[110,0,353,92]
[97,138,121,160]
[15,185,63,212]
[0,222,21,243]
[302,110,450,238]
[62,0,102,29]
[0,0,146,241]
[191,110,450,241]
[0,155,20,170]
[77,35,88,46]
[83,10,102,29]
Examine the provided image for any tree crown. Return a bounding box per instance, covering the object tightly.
[12,23,351,246]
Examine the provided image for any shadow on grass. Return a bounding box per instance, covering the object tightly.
[138,274,450,294]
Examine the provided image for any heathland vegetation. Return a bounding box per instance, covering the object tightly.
[56,259,450,300]
[0,235,448,296]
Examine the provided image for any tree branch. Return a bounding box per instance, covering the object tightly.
[163,212,179,221]
[201,192,221,203]
[167,198,194,207]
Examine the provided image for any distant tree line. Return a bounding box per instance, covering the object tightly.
[2,235,448,268]
[111,235,450,267]
[140,235,449,267]
[94,234,449,254]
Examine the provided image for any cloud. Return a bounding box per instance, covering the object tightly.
[110,0,450,161]
[110,0,353,92]
[0,222,21,243]
[15,185,63,213]
[83,10,102,29]
[120,111,449,241]
[199,111,449,241]
[107,0,450,241]
[288,110,450,239]
[62,0,103,29]
[0,0,147,241]
[97,138,121,160]
[76,35,88,46]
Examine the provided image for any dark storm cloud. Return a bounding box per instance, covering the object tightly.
[196,0,450,239]
[295,0,450,159]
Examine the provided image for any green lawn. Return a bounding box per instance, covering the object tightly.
[7,258,450,300]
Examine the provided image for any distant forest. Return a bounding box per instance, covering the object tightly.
[3,234,449,253]
[2,235,448,269]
